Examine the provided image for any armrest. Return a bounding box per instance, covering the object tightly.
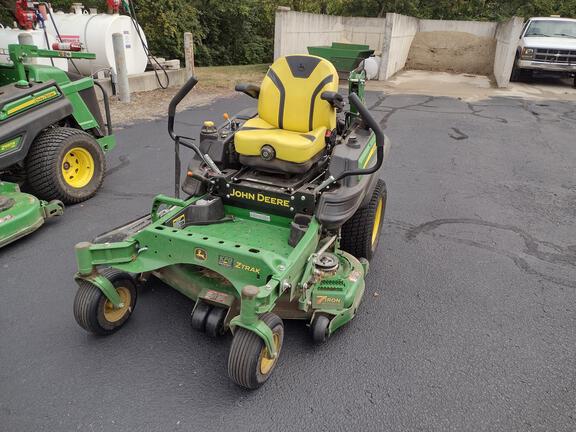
[235,83,260,99]
[321,91,344,111]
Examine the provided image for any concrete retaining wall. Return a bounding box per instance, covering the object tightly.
[274,9,386,59]
[273,8,523,87]
[493,16,524,88]
[419,19,497,38]
[379,13,419,80]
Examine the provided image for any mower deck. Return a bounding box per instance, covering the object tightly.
[0,181,63,248]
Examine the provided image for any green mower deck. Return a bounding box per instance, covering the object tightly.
[0,181,63,247]
[75,195,367,356]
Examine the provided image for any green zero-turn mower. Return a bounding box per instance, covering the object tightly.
[72,55,390,389]
[0,44,115,248]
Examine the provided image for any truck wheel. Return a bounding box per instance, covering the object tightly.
[26,127,105,204]
[228,313,284,389]
[340,179,387,261]
[73,268,137,335]
[510,55,522,82]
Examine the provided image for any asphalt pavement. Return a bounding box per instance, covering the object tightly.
[1,90,575,431]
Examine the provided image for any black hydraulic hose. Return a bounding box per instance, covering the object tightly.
[333,92,384,182]
[93,80,113,136]
[126,1,169,89]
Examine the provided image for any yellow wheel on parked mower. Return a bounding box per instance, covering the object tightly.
[103,286,132,323]
[228,313,284,389]
[73,268,137,335]
[259,333,281,375]
[61,147,95,189]
[26,127,105,204]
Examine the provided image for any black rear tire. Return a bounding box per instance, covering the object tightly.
[340,179,387,261]
[228,313,284,389]
[73,268,137,335]
[26,127,105,204]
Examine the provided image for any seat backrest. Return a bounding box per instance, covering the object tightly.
[258,55,338,133]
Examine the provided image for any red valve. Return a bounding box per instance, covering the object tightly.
[15,0,37,30]
[52,41,82,52]
[107,0,121,13]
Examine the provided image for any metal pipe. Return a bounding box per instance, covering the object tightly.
[112,32,130,103]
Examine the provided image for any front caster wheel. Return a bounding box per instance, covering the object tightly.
[73,268,137,335]
[228,313,284,389]
[205,306,227,337]
[191,301,212,332]
[310,314,331,344]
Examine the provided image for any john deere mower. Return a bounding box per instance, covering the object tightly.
[0,43,115,247]
[72,55,390,389]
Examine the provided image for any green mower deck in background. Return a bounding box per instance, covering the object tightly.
[0,181,63,248]
[71,56,390,390]
[0,44,115,247]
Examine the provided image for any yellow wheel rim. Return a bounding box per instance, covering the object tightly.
[103,287,131,323]
[371,198,383,246]
[259,333,280,375]
[61,147,94,188]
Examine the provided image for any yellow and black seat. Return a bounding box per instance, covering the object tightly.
[234,55,339,174]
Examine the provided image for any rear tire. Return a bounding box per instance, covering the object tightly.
[228,313,284,389]
[340,179,387,261]
[73,268,137,335]
[26,127,105,204]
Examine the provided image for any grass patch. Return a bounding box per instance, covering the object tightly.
[195,64,269,91]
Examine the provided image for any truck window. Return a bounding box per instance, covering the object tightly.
[525,20,576,38]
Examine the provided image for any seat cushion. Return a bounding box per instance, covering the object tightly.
[235,117,326,164]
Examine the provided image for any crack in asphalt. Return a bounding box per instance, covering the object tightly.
[388,218,576,289]
[105,154,131,177]
[449,127,469,141]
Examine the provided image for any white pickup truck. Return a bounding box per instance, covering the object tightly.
[512,17,576,87]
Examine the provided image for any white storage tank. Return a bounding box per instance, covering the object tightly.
[0,26,69,71]
[46,9,148,76]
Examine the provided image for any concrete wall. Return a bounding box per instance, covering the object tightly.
[419,19,497,38]
[273,8,523,88]
[274,9,386,59]
[379,13,419,80]
[493,16,524,88]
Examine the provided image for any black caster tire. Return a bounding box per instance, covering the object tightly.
[310,314,331,344]
[228,313,284,389]
[341,179,387,261]
[205,306,227,337]
[73,268,137,335]
[26,127,106,204]
[191,301,212,332]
